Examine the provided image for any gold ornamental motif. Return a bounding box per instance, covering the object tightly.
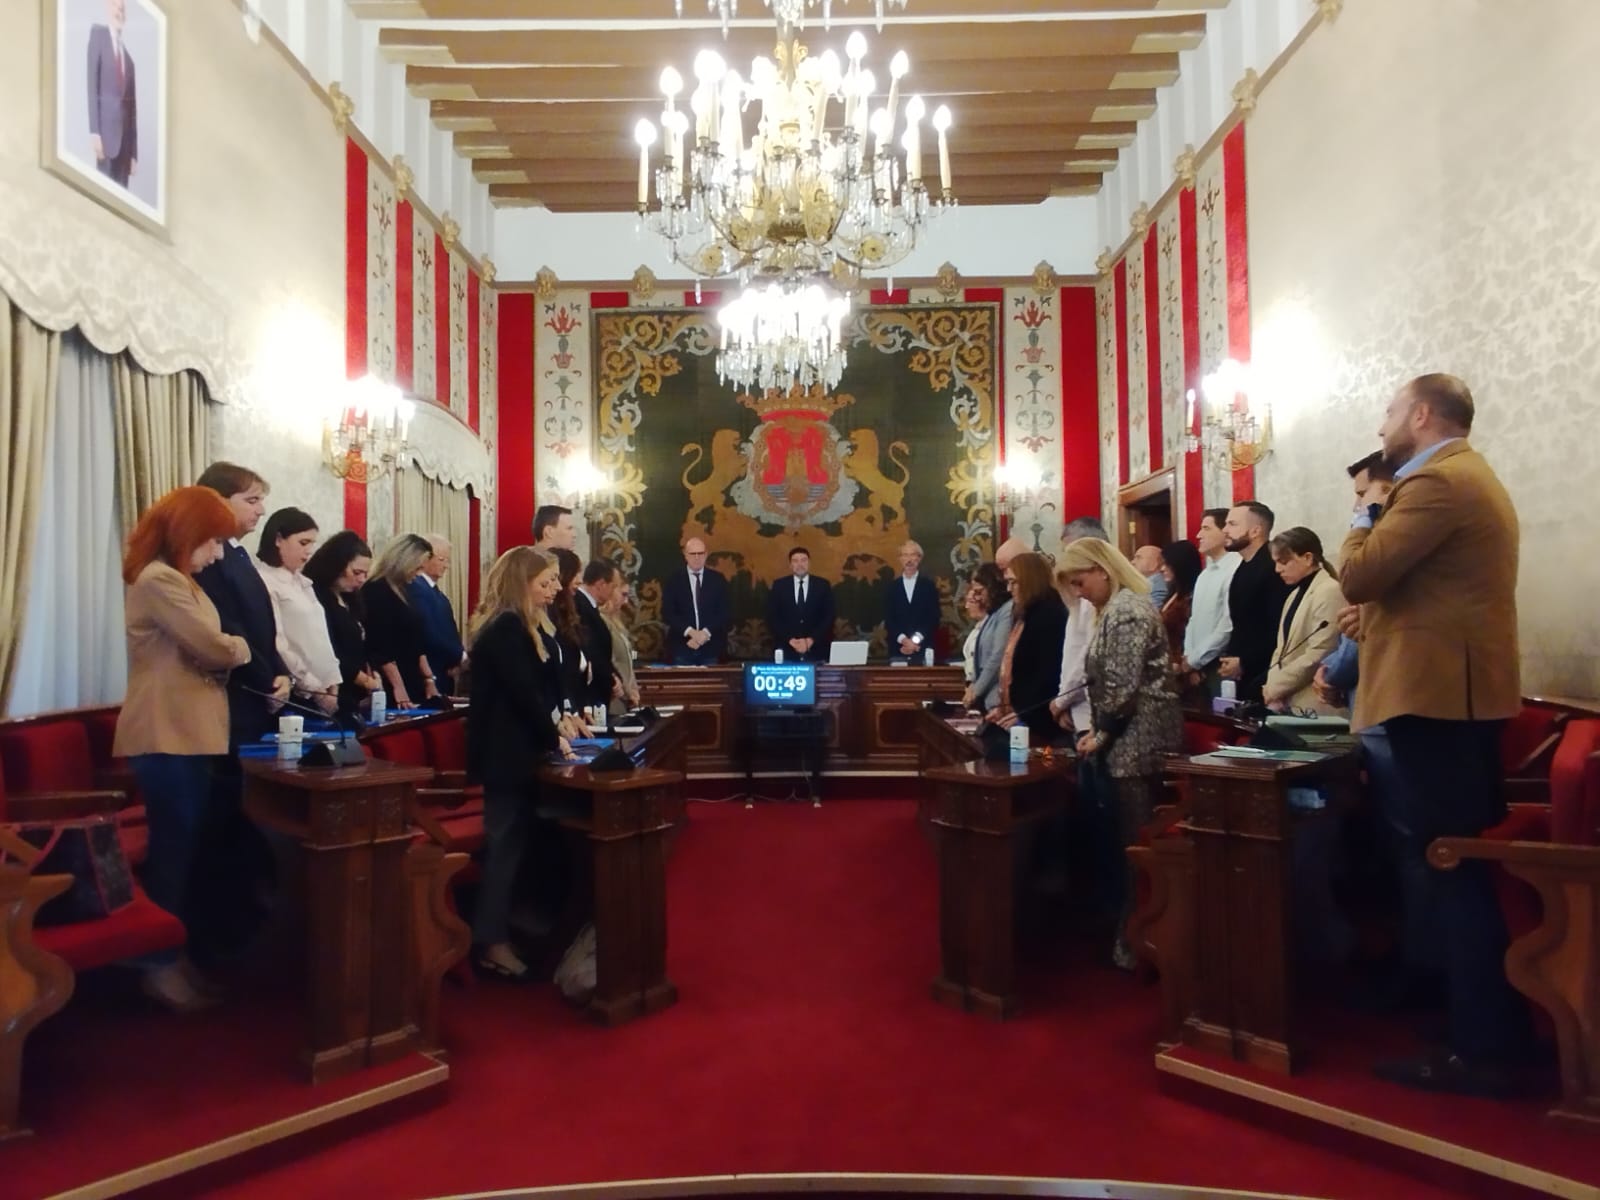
[1232,69,1261,117]
[534,266,559,301]
[1174,145,1198,190]
[392,156,414,198]
[441,216,460,249]
[327,82,355,132]
[630,266,658,300]
[934,262,962,299]
[1031,261,1059,295]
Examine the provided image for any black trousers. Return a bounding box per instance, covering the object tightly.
[1383,715,1529,1062]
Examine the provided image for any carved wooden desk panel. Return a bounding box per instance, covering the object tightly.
[540,763,683,1026]
[637,665,965,776]
[1168,751,1360,1073]
[241,758,434,1084]
[923,756,1076,1019]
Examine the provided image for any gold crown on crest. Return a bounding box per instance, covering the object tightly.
[736,382,855,421]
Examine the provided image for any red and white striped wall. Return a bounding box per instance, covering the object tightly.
[343,138,493,522]
[1096,123,1254,540]
[344,138,495,603]
[496,283,1102,559]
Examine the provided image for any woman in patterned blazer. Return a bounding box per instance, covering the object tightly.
[1056,538,1183,971]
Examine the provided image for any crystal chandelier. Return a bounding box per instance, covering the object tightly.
[717,277,851,393]
[633,27,954,283]
[674,0,908,34]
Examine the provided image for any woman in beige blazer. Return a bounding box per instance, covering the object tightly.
[1262,527,1346,715]
[113,487,251,1012]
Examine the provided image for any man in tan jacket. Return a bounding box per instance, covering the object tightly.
[1340,373,1528,1096]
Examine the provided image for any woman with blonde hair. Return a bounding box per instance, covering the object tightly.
[1263,527,1346,714]
[987,551,1068,741]
[360,533,438,709]
[114,486,253,1011]
[466,546,572,980]
[1056,537,1183,970]
[602,576,641,715]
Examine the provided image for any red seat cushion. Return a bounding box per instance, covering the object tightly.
[34,885,185,970]
[118,819,149,868]
[1550,719,1600,846]
[368,728,430,769]
[0,721,97,792]
[422,718,468,774]
[1501,706,1563,776]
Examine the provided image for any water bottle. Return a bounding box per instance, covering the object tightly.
[924,647,935,667]
[774,648,785,663]
[369,689,387,724]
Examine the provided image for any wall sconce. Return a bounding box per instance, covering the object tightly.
[325,376,415,481]
[993,457,1043,518]
[1186,357,1271,470]
[561,454,609,510]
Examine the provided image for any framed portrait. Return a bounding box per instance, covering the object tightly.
[41,0,169,237]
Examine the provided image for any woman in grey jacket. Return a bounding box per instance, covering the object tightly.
[961,562,1012,712]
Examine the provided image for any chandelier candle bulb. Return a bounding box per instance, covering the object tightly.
[635,118,656,207]
[886,50,909,128]
[932,104,952,193]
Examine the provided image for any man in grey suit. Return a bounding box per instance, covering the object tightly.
[87,0,138,187]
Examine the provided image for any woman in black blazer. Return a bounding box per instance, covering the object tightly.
[304,531,381,716]
[362,534,438,708]
[989,551,1070,741]
[549,547,591,723]
[466,547,571,980]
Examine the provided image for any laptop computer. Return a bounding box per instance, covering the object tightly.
[827,640,870,666]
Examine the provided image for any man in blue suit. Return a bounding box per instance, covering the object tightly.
[87,0,138,187]
[660,536,731,664]
[409,533,465,695]
[883,540,941,662]
[766,546,834,663]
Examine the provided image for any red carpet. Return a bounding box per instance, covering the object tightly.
[166,799,1469,1200]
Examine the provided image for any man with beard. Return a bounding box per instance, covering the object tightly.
[1340,373,1528,1096]
[1215,500,1290,703]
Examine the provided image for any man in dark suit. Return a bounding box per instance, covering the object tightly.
[192,461,288,964]
[660,535,731,664]
[766,546,834,662]
[572,560,619,710]
[195,462,289,747]
[408,533,465,695]
[87,0,138,187]
[884,539,941,662]
[1341,373,1529,1096]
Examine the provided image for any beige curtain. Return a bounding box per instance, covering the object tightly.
[396,467,471,637]
[111,357,211,538]
[0,299,63,710]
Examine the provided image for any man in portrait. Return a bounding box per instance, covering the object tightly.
[87,0,138,187]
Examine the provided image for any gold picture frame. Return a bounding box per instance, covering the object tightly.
[40,0,170,239]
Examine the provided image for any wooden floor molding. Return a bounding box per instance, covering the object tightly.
[1155,1049,1600,1200]
[47,1057,450,1200]
[444,1172,1331,1200]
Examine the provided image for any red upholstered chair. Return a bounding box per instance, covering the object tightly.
[1430,718,1600,1121]
[0,720,142,867]
[369,727,484,854]
[0,787,185,1137]
[1501,704,1571,801]
[421,717,471,789]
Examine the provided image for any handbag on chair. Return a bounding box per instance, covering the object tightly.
[6,816,135,925]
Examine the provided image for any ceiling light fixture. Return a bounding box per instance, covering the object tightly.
[675,0,908,35]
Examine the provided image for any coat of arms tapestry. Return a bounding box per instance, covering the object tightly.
[592,303,999,661]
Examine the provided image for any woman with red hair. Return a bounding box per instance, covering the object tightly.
[112,486,251,1011]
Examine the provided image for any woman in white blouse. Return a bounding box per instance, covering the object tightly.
[255,508,342,714]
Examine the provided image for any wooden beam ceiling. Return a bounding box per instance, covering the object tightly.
[350,1,1217,210]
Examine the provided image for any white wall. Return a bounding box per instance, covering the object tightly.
[1248,0,1600,698]
[0,0,347,536]
[493,195,1102,284]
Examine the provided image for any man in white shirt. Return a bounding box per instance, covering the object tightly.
[1050,516,1107,734]
[885,540,940,661]
[1180,508,1240,695]
[532,504,578,552]
[765,546,834,662]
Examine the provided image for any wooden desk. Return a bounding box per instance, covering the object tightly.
[1166,751,1360,1073]
[923,755,1076,1018]
[637,665,965,776]
[241,757,436,1083]
[538,762,682,1026]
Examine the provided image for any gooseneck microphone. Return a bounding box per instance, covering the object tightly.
[239,685,369,767]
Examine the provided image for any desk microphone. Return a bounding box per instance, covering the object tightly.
[1229,619,1331,747]
[976,685,1088,760]
[239,686,369,767]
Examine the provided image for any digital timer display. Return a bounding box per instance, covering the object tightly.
[743,662,816,708]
